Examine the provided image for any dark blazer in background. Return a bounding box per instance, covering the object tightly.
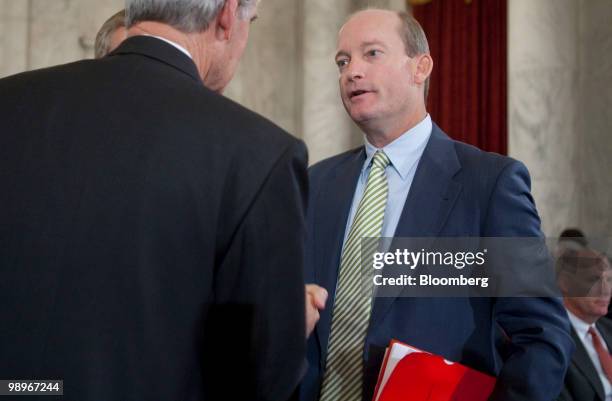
[0,36,307,401]
[300,125,573,401]
[558,318,612,401]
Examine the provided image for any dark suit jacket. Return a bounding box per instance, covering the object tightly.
[0,36,307,401]
[558,318,612,401]
[300,125,573,401]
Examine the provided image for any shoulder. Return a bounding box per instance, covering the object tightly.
[430,129,532,195]
[451,139,528,180]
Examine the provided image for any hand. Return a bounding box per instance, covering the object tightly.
[305,284,328,338]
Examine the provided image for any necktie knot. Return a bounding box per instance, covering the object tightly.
[372,150,390,170]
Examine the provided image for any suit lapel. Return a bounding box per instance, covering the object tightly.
[571,327,606,400]
[369,125,462,331]
[314,149,365,361]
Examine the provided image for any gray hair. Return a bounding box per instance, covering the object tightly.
[125,0,257,33]
[396,11,431,101]
[95,9,126,59]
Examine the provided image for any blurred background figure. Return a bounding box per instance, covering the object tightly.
[559,227,589,249]
[94,9,127,58]
[557,248,612,401]
[557,227,589,259]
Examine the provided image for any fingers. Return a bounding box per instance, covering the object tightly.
[306,284,328,310]
[305,284,328,338]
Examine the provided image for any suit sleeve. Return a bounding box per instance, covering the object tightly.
[202,140,308,401]
[484,161,574,401]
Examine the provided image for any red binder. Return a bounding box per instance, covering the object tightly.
[373,339,496,401]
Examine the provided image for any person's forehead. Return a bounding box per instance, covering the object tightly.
[338,11,402,46]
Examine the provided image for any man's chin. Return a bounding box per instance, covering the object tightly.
[348,109,377,126]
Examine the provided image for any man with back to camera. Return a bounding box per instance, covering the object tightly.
[557,249,612,401]
[0,0,308,400]
[94,9,128,58]
[302,8,573,401]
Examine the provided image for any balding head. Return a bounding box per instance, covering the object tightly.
[335,8,433,146]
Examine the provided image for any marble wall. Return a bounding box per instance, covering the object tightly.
[0,0,124,73]
[577,0,612,238]
[508,0,612,237]
[0,0,29,77]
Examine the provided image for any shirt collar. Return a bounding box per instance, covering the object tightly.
[363,114,432,180]
[144,35,193,60]
[566,308,594,340]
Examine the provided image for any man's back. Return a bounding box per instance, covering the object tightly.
[0,37,307,401]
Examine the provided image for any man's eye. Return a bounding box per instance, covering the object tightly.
[336,59,349,68]
[367,49,381,57]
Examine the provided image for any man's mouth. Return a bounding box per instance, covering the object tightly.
[349,89,372,100]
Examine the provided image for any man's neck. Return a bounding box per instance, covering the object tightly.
[127,22,213,84]
[362,109,428,148]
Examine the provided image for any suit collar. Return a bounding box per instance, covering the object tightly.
[110,35,202,84]
[567,309,599,343]
[392,123,462,238]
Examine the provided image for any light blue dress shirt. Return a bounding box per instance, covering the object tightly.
[342,114,433,246]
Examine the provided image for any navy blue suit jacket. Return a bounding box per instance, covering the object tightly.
[301,124,573,401]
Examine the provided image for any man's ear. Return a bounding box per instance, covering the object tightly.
[414,53,433,85]
[215,0,239,41]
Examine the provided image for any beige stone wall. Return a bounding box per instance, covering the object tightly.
[0,0,124,72]
[0,0,30,77]
[508,0,612,237]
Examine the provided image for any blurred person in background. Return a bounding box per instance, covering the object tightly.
[557,248,612,401]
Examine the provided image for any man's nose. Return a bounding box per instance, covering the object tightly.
[345,59,365,81]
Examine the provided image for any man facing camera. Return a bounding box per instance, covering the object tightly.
[301,9,573,401]
[558,250,612,401]
[0,1,307,400]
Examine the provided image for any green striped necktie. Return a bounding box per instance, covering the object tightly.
[319,150,391,401]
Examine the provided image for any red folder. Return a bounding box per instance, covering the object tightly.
[372,339,496,401]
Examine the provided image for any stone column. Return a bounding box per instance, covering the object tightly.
[300,0,358,164]
[577,0,612,237]
[508,0,581,237]
[224,0,301,136]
